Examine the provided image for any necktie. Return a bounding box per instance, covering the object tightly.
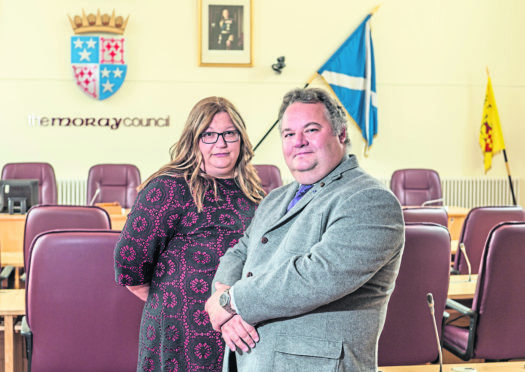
[287,184,313,212]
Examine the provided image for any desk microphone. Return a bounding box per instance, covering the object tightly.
[89,188,100,206]
[459,243,472,282]
[421,198,444,206]
[426,293,443,372]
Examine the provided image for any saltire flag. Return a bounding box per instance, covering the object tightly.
[317,14,378,147]
[479,76,505,173]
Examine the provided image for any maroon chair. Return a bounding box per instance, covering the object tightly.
[453,206,525,275]
[23,205,112,278]
[443,222,525,361]
[86,163,141,208]
[254,164,283,195]
[1,162,57,205]
[22,230,144,372]
[390,169,443,206]
[403,207,448,227]
[378,223,451,366]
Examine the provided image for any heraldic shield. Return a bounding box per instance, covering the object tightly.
[69,10,129,100]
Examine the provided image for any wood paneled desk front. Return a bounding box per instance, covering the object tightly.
[447,206,469,241]
[380,361,525,371]
[0,211,129,288]
[0,289,25,372]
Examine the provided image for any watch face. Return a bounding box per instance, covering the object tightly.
[219,291,229,307]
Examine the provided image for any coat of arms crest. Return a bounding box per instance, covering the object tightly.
[69,10,129,100]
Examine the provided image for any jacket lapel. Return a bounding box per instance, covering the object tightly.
[267,155,358,229]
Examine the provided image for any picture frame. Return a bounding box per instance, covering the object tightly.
[199,0,253,67]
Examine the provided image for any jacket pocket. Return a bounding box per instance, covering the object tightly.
[283,213,323,254]
[273,335,341,372]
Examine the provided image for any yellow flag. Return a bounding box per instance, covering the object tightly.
[479,76,505,173]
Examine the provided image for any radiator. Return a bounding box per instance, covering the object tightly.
[442,178,520,208]
[57,179,87,205]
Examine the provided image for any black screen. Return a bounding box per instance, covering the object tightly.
[0,179,40,213]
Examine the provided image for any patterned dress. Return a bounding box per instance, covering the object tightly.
[114,175,257,371]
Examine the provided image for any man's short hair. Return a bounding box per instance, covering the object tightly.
[277,88,350,148]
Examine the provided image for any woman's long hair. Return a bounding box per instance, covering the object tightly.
[141,96,264,211]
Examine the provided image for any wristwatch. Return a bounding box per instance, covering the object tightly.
[219,289,237,315]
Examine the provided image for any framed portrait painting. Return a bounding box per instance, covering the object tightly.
[199,0,253,67]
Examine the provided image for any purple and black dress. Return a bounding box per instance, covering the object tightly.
[114,175,257,371]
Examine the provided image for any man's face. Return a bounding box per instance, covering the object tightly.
[281,102,346,185]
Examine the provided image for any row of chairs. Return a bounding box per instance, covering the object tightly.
[18,220,525,370]
[1,162,141,208]
[0,205,113,289]
[1,163,444,209]
[379,220,525,365]
[405,205,525,275]
[1,162,284,208]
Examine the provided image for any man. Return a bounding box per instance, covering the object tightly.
[205,87,404,371]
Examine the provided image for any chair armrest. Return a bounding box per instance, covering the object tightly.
[21,315,32,336]
[0,265,15,288]
[21,316,33,367]
[1,265,14,280]
[446,298,476,317]
[444,299,478,361]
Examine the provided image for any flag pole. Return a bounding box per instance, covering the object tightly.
[486,67,517,205]
[253,73,317,152]
[502,149,517,205]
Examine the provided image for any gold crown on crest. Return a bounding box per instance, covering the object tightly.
[68,9,129,35]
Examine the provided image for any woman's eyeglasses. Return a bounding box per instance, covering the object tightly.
[200,130,240,144]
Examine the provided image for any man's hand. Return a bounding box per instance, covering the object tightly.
[205,282,234,331]
[221,315,259,352]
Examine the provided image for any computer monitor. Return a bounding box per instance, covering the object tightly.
[0,179,40,214]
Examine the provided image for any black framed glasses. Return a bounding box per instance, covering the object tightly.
[200,130,240,144]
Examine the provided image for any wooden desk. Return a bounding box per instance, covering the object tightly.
[0,289,25,372]
[451,240,458,256]
[380,361,525,371]
[0,251,24,288]
[447,206,469,241]
[0,213,26,259]
[110,212,128,230]
[448,274,478,300]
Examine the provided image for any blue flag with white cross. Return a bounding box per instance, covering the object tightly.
[318,14,378,147]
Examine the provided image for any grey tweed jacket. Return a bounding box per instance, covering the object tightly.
[213,155,405,372]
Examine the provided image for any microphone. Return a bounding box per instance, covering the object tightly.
[459,243,472,282]
[89,188,100,206]
[426,293,443,372]
[422,198,444,206]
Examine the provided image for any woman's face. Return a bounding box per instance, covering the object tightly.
[198,112,241,178]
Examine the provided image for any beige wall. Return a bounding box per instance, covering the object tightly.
[1,0,524,204]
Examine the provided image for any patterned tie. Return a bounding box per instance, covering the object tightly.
[287,184,313,212]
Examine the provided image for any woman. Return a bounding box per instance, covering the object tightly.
[114,97,264,371]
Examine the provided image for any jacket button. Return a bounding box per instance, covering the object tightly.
[261,237,268,244]
[246,272,253,277]
[320,182,325,187]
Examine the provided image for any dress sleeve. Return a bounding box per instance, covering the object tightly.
[114,176,183,286]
